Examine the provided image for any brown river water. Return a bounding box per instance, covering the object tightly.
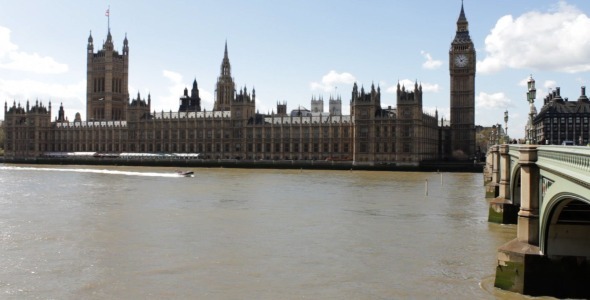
[0,164,547,299]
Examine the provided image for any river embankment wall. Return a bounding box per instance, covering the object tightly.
[0,156,483,172]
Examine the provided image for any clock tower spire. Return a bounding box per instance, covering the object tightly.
[449,1,476,160]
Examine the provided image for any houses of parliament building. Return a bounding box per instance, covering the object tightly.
[3,4,476,165]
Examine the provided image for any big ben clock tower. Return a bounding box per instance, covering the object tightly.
[449,2,476,159]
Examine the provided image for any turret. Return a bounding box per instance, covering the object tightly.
[311,96,324,113]
[351,82,359,103]
[104,29,114,51]
[87,31,94,53]
[179,79,201,112]
[276,101,287,116]
[329,95,342,116]
[123,33,129,56]
[57,102,66,122]
[191,79,199,99]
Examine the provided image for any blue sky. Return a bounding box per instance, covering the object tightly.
[2,0,590,139]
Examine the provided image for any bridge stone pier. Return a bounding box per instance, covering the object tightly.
[484,145,500,198]
[485,144,590,298]
[486,145,520,224]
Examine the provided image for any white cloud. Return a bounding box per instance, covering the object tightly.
[0,27,18,56]
[420,50,442,70]
[200,89,214,111]
[0,26,68,74]
[385,79,440,94]
[0,78,85,120]
[310,70,356,92]
[421,82,440,93]
[479,2,590,74]
[543,80,557,89]
[476,92,511,109]
[155,70,188,113]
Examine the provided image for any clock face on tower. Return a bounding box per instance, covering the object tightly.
[454,54,468,67]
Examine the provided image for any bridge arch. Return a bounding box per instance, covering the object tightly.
[541,190,590,257]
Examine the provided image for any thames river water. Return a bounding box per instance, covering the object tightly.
[0,164,540,299]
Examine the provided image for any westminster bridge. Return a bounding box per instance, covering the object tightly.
[485,144,590,298]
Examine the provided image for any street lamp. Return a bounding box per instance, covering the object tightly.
[504,110,509,143]
[490,124,497,147]
[526,75,537,144]
[496,123,502,145]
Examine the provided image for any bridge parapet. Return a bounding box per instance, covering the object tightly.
[537,146,590,188]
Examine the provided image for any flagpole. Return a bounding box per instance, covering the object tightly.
[106,5,110,32]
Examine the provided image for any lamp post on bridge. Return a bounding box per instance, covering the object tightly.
[504,110,509,144]
[526,75,537,144]
[489,124,497,147]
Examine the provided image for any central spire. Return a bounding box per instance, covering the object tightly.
[458,1,466,22]
[452,1,471,44]
[224,40,228,59]
[456,1,469,32]
[214,41,236,111]
[221,41,231,76]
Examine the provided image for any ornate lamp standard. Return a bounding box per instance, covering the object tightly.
[496,123,502,145]
[504,110,509,143]
[526,75,537,144]
[489,124,496,147]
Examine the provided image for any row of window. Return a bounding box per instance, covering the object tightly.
[6,140,437,160]
[544,117,590,124]
[14,142,354,155]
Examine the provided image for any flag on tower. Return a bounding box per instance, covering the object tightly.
[105,9,109,17]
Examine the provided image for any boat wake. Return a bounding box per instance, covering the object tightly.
[0,166,181,178]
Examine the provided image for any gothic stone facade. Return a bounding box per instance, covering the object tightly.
[3,4,474,165]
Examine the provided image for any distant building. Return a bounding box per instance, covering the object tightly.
[3,3,477,165]
[534,86,590,145]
